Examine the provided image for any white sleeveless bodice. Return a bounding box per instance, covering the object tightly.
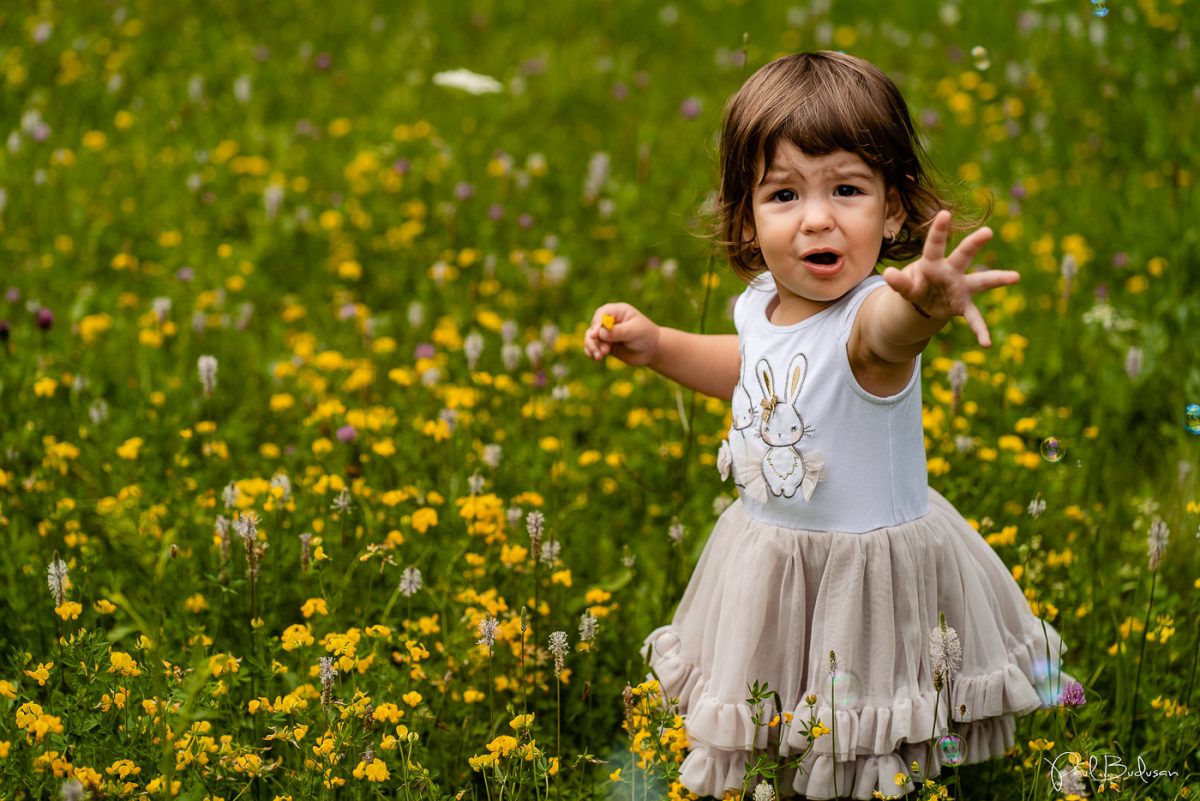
[726,273,929,533]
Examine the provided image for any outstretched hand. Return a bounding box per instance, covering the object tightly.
[881,210,1020,347]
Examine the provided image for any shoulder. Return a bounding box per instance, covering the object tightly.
[733,273,774,335]
[843,276,919,398]
[835,274,888,333]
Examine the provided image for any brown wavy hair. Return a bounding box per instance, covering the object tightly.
[714,51,986,284]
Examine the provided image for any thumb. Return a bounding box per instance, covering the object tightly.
[882,266,911,295]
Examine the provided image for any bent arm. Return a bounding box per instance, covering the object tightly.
[648,330,740,401]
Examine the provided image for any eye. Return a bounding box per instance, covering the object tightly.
[834,184,862,197]
[771,189,797,203]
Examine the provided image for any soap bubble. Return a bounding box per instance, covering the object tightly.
[1030,657,1068,706]
[1185,404,1200,435]
[652,630,682,658]
[936,733,969,766]
[971,46,991,70]
[1093,4,1110,17]
[816,669,864,707]
[1040,437,1065,462]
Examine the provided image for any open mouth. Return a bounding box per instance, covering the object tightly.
[805,251,839,265]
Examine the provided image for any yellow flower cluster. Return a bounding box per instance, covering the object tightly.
[15,701,64,742]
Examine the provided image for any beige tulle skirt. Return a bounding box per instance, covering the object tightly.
[641,489,1073,800]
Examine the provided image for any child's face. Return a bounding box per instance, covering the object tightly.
[750,143,906,320]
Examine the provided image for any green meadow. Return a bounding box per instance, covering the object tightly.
[0,1,1197,799]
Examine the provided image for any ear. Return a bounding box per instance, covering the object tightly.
[884,186,907,236]
[741,217,758,250]
[755,357,775,398]
[784,353,807,404]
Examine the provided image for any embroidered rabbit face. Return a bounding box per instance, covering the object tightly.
[755,353,815,448]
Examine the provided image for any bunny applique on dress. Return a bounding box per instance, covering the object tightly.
[642,273,1076,801]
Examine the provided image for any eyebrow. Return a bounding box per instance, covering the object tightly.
[760,166,875,185]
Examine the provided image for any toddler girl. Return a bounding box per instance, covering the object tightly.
[583,52,1074,800]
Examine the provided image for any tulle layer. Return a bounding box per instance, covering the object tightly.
[640,489,1074,800]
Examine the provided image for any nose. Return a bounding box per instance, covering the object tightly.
[799,197,834,235]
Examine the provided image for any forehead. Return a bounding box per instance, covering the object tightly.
[760,144,878,182]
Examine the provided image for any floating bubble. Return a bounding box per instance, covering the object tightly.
[1185,404,1200,435]
[1029,657,1068,706]
[816,669,864,707]
[1040,437,1065,462]
[652,630,682,658]
[936,733,969,767]
[1093,4,1110,17]
[970,46,991,70]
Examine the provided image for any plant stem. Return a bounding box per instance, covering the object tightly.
[1129,569,1158,753]
[829,670,839,801]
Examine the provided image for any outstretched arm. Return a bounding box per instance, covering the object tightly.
[584,302,740,401]
[849,210,1020,394]
[649,329,740,401]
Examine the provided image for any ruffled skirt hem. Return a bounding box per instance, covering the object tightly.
[639,489,1075,800]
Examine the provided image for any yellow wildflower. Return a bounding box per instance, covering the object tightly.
[55,601,82,621]
[301,598,329,618]
[24,663,53,686]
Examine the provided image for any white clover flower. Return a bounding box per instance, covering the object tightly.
[579,610,598,643]
[263,184,284,220]
[88,398,109,425]
[545,256,570,286]
[1027,496,1046,518]
[526,510,544,560]
[1124,346,1143,379]
[948,360,967,396]
[500,320,517,344]
[400,566,423,597]
[234,511,259,543]
[753,781,775,801]
[1147,518,1169,571]
[233,74,252,103]
[61,779,84,801]
[501,342,521,372]
[583,152,610,204]
[407,300,425,328]
[928,613,963,684]
[432,68,504,95]
[198,355,218,397]
[482,443,502,470]
[548,630,569,676]
[477,615,499,649]
[505,508,523,533]
[464,330,485,371]
[319,656,338,709]
[152,297,171,324]
[524,340,544,367]
[47,558,68,605]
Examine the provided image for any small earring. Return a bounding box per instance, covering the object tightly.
[885,229,896,243]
